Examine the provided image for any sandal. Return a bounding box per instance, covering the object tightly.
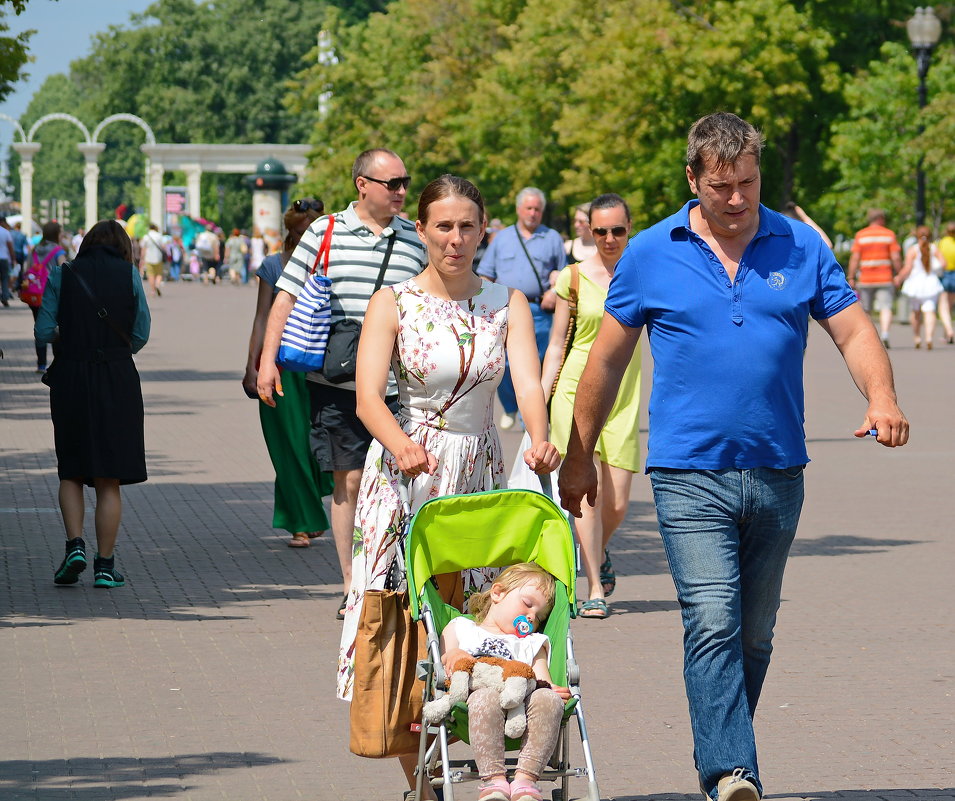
[599,548,616,597]
[307,531,325,539]
[288,533,311,548]
[578,598,610,619]
[336,594,348,620]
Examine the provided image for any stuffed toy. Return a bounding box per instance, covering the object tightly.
[422,655,539,738]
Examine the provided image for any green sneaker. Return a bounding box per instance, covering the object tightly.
[93,555,125,588]
[53,538,87,585]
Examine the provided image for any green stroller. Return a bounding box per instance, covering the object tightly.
[400,479,601,801]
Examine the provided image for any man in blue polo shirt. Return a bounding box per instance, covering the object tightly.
[478,186,566,429]
[559,113,908,801]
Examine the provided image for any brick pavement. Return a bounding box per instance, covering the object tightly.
[0,282,952,801]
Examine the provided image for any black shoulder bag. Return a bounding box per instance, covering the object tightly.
[321,229,396,384]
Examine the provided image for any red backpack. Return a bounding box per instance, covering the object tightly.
[19,246,64,308]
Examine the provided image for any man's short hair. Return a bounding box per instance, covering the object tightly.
[686,112,764,177]
[352,148,401,187]
[867,208,887,225]
[516,186,546,210]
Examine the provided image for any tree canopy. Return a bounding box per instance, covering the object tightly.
[7,0,955,236]
[0,0,36,105]
[297,0,955,235]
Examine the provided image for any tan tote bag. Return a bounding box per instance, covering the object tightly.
[349,575,464,758]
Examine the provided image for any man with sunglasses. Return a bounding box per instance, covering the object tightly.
[559,112,909,801]
[256,148,426,617]
[477,186,567,430]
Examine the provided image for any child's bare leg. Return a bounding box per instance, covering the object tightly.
[514,688,565,788]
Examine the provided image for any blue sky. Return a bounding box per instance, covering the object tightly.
[1,0,156,158]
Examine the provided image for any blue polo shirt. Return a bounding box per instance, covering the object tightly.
[477,224,567,301]
[606,200,856,471]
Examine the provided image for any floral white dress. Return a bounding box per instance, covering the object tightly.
[337,278,511,700]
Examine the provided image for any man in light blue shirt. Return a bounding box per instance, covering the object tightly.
[559,113,909,801]
[477,187,566,428]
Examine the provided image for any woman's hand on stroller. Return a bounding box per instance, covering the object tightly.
[395,441,438,477]
[523,441,561,475]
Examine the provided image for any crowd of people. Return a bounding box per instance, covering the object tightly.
[24,112,918,801]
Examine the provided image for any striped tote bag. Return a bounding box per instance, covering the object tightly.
[277,217,336,372]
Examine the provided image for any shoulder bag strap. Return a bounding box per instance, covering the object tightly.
[65,262,132,347]
[39,247,64,269]
[515,228,547,299]
[548,263,579,401]
[373,230,398,294]
[311,215,336,276]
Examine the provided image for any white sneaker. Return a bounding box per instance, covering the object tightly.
[716,768,760,801]
[499,412,516,430]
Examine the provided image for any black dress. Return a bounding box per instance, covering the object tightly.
[49,245,147,486]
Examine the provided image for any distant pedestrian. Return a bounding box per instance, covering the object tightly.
[167,234,184,281]
[242,199,333,547]
[936,222,955,338]
[564,202,597,263]
[195,225,220,284]
[248,227,267,279]
[141,223,166,298]
[477,187,567,430]
[35,220,151,589]
[848,209,902,348]
[225,228,247,286]
[24,222,67,372]
[0,216,16,307]
[896,225,950,349]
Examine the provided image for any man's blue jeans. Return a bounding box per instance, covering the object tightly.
[649,466,805,800]
[496,301,551,415]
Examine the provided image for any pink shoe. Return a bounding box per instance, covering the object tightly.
[477,776,511,801]
[509,780,543,801]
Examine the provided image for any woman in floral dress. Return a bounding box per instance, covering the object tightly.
[338,174,560,795]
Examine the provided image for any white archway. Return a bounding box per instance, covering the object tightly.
[10,110,310,236]
[27,112,91,144]
[0,113,26,144]
[92,113,156,145]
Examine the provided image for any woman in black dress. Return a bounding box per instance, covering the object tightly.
[35,219,151,588]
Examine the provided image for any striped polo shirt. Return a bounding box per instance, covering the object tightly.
[276,201,427,390]
[850,223,900,285]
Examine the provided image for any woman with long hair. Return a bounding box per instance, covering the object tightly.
[541,193,641,618]
[36,219,151,588]
[897,224,949,349]
[243,199,333,547]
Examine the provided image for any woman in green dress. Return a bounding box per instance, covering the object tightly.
[541,194,641,618]
[242,199,333,546]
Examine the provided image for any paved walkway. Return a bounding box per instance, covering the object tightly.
[1,282,952,801]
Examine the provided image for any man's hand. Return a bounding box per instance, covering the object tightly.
[558,453,597,518]
[256,361,283,408]
[854,398,909,447]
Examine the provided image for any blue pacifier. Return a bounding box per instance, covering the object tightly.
[513,615,533,637]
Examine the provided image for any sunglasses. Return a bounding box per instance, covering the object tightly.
[293,199,323,213]
[592,226,628,237]
[362,175,411,192]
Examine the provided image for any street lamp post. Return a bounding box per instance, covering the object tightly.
[906,6,943,226]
